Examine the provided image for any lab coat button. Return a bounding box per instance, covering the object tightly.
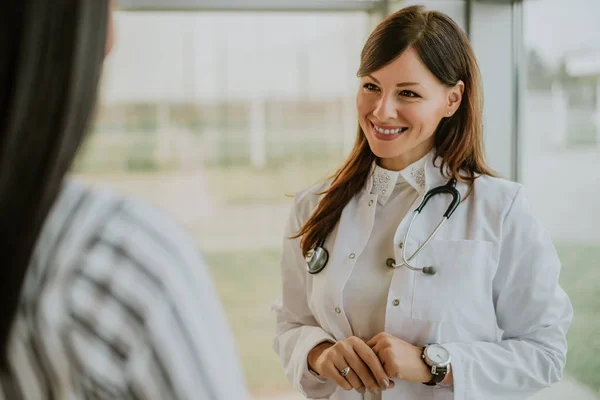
[398,242,403,249]
[392,299,400,307]
[368,200,374,206]
[335,307,341,314]
[349,253,355,259]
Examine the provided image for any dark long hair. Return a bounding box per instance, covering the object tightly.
[0,0,109,364]
[296,5,495,255]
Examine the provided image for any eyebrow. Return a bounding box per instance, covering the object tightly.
[366,74,424,89]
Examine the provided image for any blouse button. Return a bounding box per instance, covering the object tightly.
[335,307,342,314]
[392,299,400,307]
[349,253,355,259]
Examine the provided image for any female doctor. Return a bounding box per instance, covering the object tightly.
[273,5,573,400]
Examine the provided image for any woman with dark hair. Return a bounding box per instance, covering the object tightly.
[273,5,572,400]
[0,1,248,399]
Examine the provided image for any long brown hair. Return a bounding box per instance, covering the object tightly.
[295,5,495,256]
[0,0,108,364]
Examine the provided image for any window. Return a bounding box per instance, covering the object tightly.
[523,0,600,395]
[76,1,599,398]
[81,10,370,395]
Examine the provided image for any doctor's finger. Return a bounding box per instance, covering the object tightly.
[322,358,353,391]
[343,350,381,392]
[370,341,382,356]
[344,354,379,392]
[334,359,365,392]
[354,340,391,390]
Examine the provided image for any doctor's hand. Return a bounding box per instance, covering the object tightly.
[367,332,431,383]
[307,337,396,393]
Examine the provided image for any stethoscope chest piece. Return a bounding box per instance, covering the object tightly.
[306,246,329,274]
[305,178,459,276]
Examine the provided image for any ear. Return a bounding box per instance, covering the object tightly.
[446,80,464,117]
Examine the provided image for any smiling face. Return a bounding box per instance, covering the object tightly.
[357,47,464,171]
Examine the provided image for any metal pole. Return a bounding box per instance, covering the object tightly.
[465,0,472,38]
[119,0,383,12]
[511,0,524,182]
[379,0,390,18]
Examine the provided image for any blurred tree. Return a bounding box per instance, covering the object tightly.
[526,48,555,90]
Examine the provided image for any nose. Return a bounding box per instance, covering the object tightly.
[373,94,398,122]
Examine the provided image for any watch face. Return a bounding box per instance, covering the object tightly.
[426,345,450,365]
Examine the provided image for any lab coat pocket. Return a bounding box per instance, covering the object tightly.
[411,240,496,325]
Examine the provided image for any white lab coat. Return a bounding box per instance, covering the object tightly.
[273,152,573,400]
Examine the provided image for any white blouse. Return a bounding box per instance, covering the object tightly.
[343,157,425,400]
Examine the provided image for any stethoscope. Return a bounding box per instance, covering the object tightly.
[305,178,461,276]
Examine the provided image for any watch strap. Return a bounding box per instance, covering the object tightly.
[423,365,448,386]
[421,346,449,386]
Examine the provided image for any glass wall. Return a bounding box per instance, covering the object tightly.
[79,10,370,396]
[523,0,600,395]
[74,1,600,398]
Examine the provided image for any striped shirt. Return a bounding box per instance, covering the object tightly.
[1,179,249,400]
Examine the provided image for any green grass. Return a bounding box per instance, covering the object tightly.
[204,249,291,395]
[204,244,600,395]
[556,243,600,394]
[202,157,342,205]
[75,133,346,204]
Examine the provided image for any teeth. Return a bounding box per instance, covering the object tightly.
[373,124,405,135]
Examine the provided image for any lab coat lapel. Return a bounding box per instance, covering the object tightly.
[326,189,377,339]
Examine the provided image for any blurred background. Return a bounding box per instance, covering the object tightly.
[75,0,599,398]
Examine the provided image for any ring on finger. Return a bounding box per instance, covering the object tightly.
[339,366,351,377]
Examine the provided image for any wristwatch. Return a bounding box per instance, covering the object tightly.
[421,344,451,386]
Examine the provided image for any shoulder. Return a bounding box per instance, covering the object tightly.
[48,178,200,265]
[469,174,523,218]
[289,178,334,224]
[37,181,244,398]
[46,179,211,345]
[85,181,204,290]
[42,178,207,315]
[472,174,521,202]
[469,175,547,245]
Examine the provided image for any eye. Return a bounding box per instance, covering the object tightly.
[399,90,420,98]
[363,83,380,92]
